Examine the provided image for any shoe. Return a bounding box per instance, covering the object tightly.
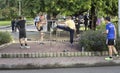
[105,57,113,61]
[25,45,30,49]
[115,55,119,58]
[20,46,24,49]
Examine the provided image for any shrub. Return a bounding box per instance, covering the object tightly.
[0,31,13,45]
[116,38,120,50]
[79,29,107,51]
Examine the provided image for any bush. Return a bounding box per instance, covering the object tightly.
[0,31,13,45]
[79,29,107,51]
[116,38,120,50]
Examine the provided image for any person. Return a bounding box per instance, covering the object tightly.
[36,14,47,44]
[56,16,76,45]
[84,14,89,31]
[103,16,119,60]
[11,19,16,32]
[34,14,40,27]
[77,14,84,34]
[16,16,30,49]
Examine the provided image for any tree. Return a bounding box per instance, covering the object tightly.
[0,0,118,21]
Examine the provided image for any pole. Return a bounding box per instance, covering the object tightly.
[18,0,21,16]
[118,0,120,37]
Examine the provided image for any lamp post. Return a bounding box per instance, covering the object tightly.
[18,0,21,16]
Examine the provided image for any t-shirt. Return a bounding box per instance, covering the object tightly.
[65,20,76,30]
[106,22,115,39]
[34,16,40,22]
[16,20,26,30]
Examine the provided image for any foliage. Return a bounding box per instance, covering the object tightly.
[79,29,107,51]
[116,38,120,50]
[0,0,118,19]
[0,31,13,45]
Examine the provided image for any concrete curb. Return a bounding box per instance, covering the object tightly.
[0,52,109,58]
[0,60,120,69]
[0,42,13,50]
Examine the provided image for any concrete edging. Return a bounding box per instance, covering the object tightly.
[0,42,13,50]
[0,51,109,58]
[0,61,120,69]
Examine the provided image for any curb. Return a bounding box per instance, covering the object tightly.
[0,26,11,29]
[0,60,120,69]
[0,52,109,58]
[0,42,13,50]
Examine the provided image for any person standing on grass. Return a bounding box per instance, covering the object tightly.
[103,16,119,60]
[16,16,30,49]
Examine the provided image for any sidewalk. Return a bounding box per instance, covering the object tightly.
[0,25,120,69]
[0,57,120,69]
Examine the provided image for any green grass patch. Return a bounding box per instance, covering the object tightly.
[0,31,13,45]
[0,21,11,26]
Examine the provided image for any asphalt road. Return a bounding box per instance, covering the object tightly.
[0,66,120,73]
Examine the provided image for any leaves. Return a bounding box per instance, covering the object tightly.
[0,0,118,19]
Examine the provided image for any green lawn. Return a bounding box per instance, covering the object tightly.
[0,21,11,26]
[0,20,34,26]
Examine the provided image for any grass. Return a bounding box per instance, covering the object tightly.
[0,21,11,26]
[0,20,34,26]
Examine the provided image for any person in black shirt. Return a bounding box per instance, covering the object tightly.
[16,16,30,49]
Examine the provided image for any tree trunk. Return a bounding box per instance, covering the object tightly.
[91,2,97,30]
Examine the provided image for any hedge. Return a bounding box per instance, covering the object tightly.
[0,31,13,45]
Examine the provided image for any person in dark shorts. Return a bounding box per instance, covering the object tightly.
[103,16,119,60]
[16,16,30,49]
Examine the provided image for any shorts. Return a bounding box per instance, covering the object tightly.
[39,25,47,32]
[106,39,115,45]
[19,29,26,39]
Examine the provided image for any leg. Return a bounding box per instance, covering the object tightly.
[112,46,118,55]
[39,32,45,44]
[19,38,25,49]
[76,24,80,34]
[70,30,74,44]
[40,32,44,42]
[12,24,14,32]
[24,38,30,48]
[108,46,113,57]
[24,38,28,46]
[57,25,70,31]
[19,38,23,46]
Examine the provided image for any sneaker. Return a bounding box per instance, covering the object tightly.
[105,57,113,61]
[115,55,119,58]
[20,46,24,49]
[25,45,30,49]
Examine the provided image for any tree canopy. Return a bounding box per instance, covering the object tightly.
[0,0,118,19]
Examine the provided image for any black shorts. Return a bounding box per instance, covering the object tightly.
[19,29,26,39]
[106,39,115,45]
[37,26,43,31]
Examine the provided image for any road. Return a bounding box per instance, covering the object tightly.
[0,25,37,32]
[0,66,120,73]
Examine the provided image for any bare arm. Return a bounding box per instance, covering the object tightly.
[114,26,117,39]
[103,30,108,34]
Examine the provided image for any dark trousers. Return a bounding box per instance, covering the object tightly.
[11,24,15,31]
[76,24,80,34]
[57,25,74,44]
